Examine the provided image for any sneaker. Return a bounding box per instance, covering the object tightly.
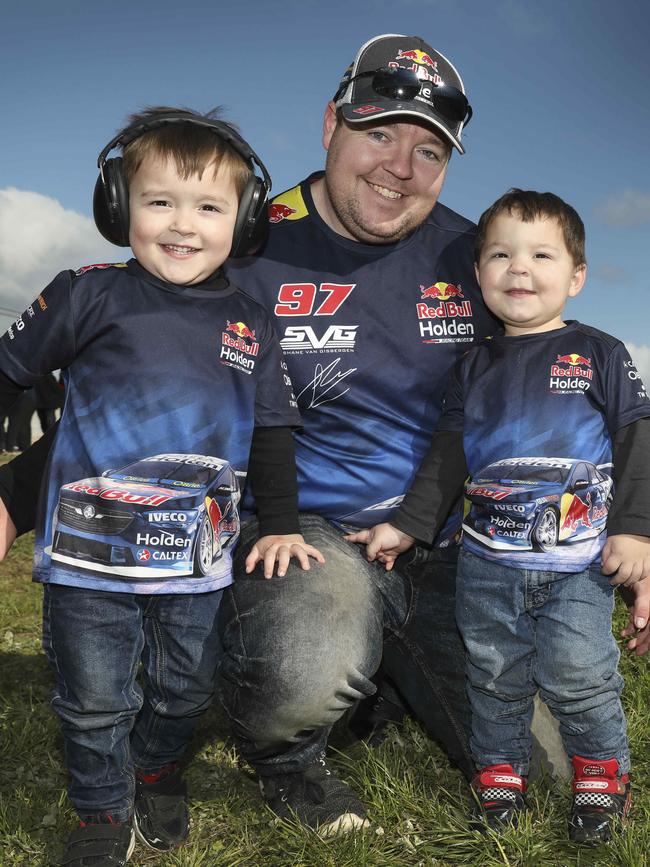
[59,815,134,866]
[259,752,369,836]
[568,755,631,844]
[470,764,527,829]
[133,763,189,851]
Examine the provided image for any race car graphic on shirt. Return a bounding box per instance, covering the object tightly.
[50,454,241,579]
[463,457,612,552]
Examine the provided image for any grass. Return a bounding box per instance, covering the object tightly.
[0,519,648,864]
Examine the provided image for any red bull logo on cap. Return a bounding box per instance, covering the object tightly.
[391,48,442,84]
[396,48,437,69]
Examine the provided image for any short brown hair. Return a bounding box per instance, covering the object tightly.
[474,189,586,267]
[121,106,252,199]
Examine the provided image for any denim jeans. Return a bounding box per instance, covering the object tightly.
[42,584,223,821]
[217,514,473,779]
[456,549,629,776]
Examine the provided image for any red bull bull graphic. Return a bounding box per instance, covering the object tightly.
[560,493,593,533]
[420,282,464,300]
[556,353,592,366]
[390,48,442,84]
[226,320,256,341]
[268,203,297,224]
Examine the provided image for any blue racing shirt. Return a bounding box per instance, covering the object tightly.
[227,175,499,532]
[438,322,650,570]
[0,260,300,594]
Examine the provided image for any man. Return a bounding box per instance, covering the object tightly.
[218,33,650,833]
[2,33,648,837]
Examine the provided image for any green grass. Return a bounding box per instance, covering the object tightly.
[0,529,648,865]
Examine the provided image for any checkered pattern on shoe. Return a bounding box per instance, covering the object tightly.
[470,764,527,829]
[568,755,631,844]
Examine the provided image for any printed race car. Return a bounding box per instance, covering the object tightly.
[50,454,241,579]
[463,457,612,552]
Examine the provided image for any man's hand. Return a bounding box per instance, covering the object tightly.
[245,534,325,578]
[620,579,650,656]
[0,499,17,560]
[345,523,415,571]
[601,534,650,587]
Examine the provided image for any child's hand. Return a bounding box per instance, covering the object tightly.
[619,579,650,656]
[245,534,325,578]
[345,523,415,571]
[0,499,17,560]
[601,534,650,587]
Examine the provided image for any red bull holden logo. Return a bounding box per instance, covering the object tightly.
[549,351,592,393]
[221,320,259,373]
[415,282,474,344]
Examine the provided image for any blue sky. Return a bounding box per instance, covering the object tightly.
[1,0,648,376]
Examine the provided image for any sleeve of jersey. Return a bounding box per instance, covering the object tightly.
[432,357,465,434]
[0,271,76,388]
[602,341,650,432]
[253,317,302,429]
[391,430,468,544]
[607,418,650,538]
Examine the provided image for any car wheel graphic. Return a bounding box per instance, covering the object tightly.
[532,506,558,552]
[194,515,214,576]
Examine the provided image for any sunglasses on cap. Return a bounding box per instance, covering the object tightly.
[335,67,472,126]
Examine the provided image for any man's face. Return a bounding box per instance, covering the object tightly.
[317,104,450,244]
[128,154,239,285]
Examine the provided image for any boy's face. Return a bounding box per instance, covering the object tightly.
[475,212,586,336]
[128,154,239,285]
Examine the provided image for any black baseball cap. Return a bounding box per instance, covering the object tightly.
[333,34,472,154]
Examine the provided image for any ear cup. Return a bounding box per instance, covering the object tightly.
[94,114,272,253]
[230,176,268,258]
[93,157,131,246]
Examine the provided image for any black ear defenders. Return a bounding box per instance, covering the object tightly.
[92,111,272,258]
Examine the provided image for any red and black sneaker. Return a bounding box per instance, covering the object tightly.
[568,755,631,844]
[133,762,189,851]
[470,764,527,829]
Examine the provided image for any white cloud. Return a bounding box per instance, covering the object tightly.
[0,188,119,316]
[625,343,650,388]
[594,191,650,227]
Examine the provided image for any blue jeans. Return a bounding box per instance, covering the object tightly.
[217,514,473,779]
[42,584,223,821]
[456,549,629,776]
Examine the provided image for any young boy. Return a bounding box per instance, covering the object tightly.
[348,190,650,843]
[0,106,323,864]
